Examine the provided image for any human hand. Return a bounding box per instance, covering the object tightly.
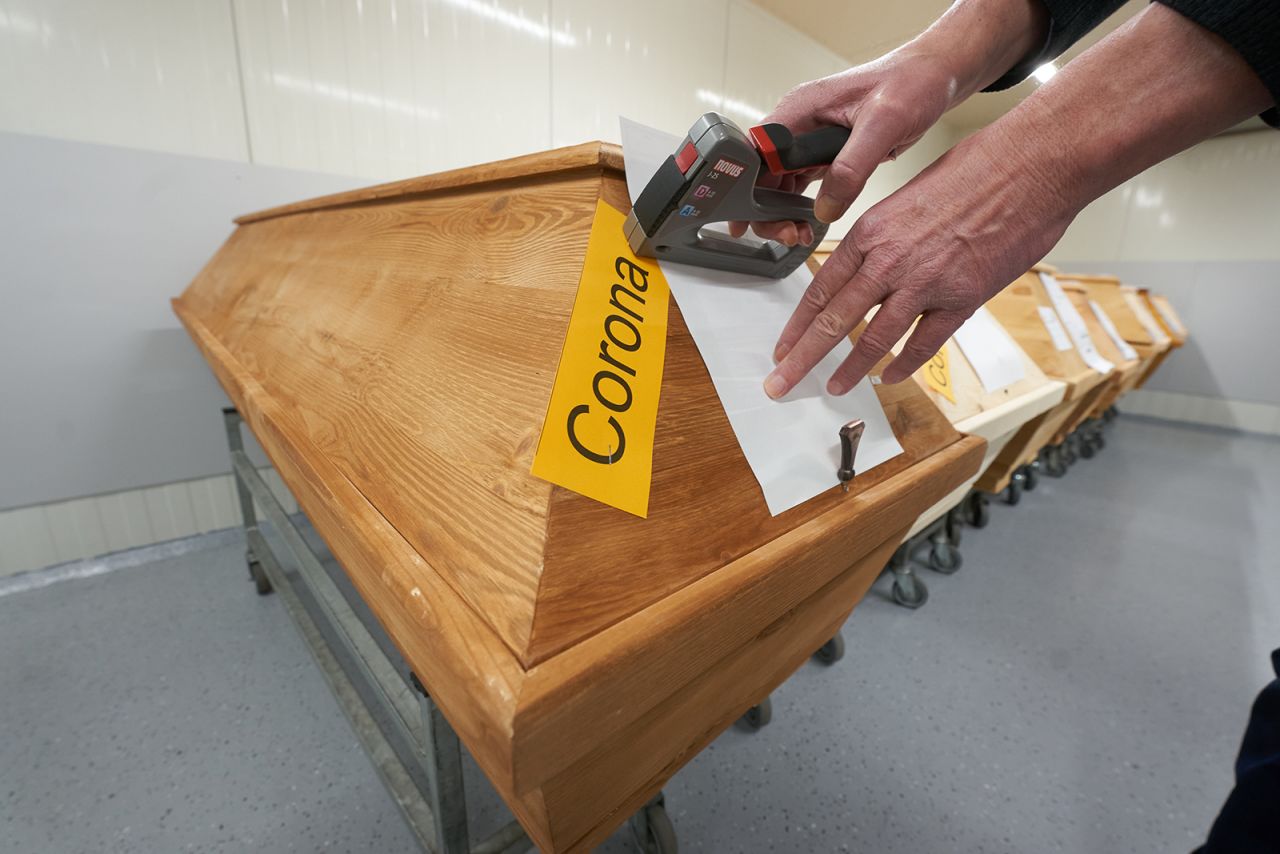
[762,121,1079,399]
[728,48,960,247]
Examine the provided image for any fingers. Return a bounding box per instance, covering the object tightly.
[798,221,815,246]
[764,251,885,400]
[814,110,910,223]
[880,310,968,385]
[824,292,925,395]
[726,219,813,246]
[727,174,817,245]
[772,237,864,363]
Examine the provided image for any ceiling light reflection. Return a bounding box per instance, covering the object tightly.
[440,0,575,46]
[270,73,442,121]
[695,89,766,122]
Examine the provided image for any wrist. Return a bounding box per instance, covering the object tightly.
[905,0,1049,108]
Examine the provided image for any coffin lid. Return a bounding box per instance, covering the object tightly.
[1055,275,1139,371]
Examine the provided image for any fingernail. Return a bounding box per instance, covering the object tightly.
[764,372,788,399]
[827,378,849,396]
[814,196,842,224]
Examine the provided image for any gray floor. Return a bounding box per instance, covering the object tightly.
[3,417,1278,853]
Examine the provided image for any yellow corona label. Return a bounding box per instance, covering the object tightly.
[922,343,956,404]
[531,199,670,517]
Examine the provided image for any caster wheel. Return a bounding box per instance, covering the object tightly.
[1045,445,1067,477]
[635,796,678,854]
[248,559,272,595]
[739,696,772,730]
[945,508,963,547]
[965,492,990,529]
[928,541,962,574]
[891,575,929,609]
[1093,433,1106,451]
[1079,439,1096,459]
[1022,464,1038,492]
[813,633,846,665]
[1004,477,1023,506]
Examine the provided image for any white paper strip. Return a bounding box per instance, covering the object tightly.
[951,307,1026,393]
[1039,273,1114,375]
[1154,300,1187,336]
[620,117,903,515]
[1128,293,1167,341]
[1038,306,1073,351]
[1089,299,1139,361]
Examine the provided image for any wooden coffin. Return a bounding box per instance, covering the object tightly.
[173,143,984,852]
[1080,275,1175,388]
[1146,291,1189,347]
[1056,275,1142,419]
[1068,273,1162,392]
[891,304,1063,525]
[977,265,1112,491]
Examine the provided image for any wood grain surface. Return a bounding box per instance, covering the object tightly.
[175,142,983,851]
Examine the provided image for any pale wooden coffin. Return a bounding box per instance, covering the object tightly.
[1076,275,1176,389]
[978,266,1112,490]
[174,143,984,852]
[1056,274,1144,418]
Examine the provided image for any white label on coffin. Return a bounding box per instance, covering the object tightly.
[1155,301,1186,336]
[1039,273,1115,375]
[1038,306,1073,351]
[620,117,903,516]
[1131,299,1166,341]
[951,307,1026,393]
[1089,299,1139,361]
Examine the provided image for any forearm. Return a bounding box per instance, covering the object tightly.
[902,0,1049,109]
[988,2,1274,220]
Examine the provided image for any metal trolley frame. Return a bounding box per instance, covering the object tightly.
[222,408,675,854]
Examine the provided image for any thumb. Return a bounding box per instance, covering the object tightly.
[813,112,908,224]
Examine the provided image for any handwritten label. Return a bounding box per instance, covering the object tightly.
[1089,299,1139,361]
[922,343,956,404]
[1039,273,1114,375]
[1038,306,1073,351]
[531,199,670,517]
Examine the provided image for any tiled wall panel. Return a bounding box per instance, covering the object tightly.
[0,0,248,160]
[0,469,299,578]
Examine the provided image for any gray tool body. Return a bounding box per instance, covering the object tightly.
[624,112,849,279]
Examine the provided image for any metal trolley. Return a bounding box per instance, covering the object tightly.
[222,408,677,854]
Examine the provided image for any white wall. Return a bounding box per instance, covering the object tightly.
[1047,129,1280,434]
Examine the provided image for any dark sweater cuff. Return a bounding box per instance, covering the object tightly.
[982,0,1129,92]
[1157,0,1280,128]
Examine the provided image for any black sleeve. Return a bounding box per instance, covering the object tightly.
[983,0,1128,92]
[983,0,1280,127]
[1159,0,1280,127]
